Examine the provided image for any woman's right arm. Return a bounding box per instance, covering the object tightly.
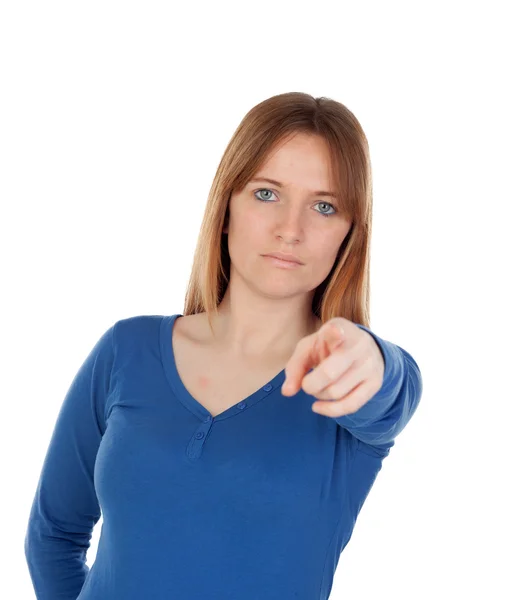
[24,321,116,600]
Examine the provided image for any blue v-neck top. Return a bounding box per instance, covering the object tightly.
[24,314,423,600]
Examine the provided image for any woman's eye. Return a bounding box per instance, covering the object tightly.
[254,188,336,217]
[254,189,276,202]
[316,202,337,216]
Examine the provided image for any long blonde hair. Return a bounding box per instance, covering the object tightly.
[182,92,374,334]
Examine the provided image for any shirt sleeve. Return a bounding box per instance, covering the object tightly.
[24,322,116,600]
[333,324,423,457]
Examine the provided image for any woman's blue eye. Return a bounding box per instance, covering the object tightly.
[253,188,336,217]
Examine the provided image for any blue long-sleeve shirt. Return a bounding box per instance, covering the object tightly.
[24,313,423,600]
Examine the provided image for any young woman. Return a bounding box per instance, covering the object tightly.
[25,92,423,599]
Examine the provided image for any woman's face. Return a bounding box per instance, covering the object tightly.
[224,132,353,298]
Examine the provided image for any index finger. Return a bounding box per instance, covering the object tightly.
[281,322,345,395]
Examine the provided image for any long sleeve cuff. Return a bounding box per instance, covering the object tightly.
[333,324,423,456]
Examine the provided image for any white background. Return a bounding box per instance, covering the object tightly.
[2,1,512,598]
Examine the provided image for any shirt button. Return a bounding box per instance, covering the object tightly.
[195,431,205,439]
[238,402,247,410]
[263,384,273,392]
[204,416,212,423]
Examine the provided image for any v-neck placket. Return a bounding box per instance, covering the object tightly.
[159,314,287,449]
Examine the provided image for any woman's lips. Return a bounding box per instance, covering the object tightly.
[263,255,303,268]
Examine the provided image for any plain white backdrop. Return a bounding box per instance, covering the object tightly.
[2,1,512,598]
